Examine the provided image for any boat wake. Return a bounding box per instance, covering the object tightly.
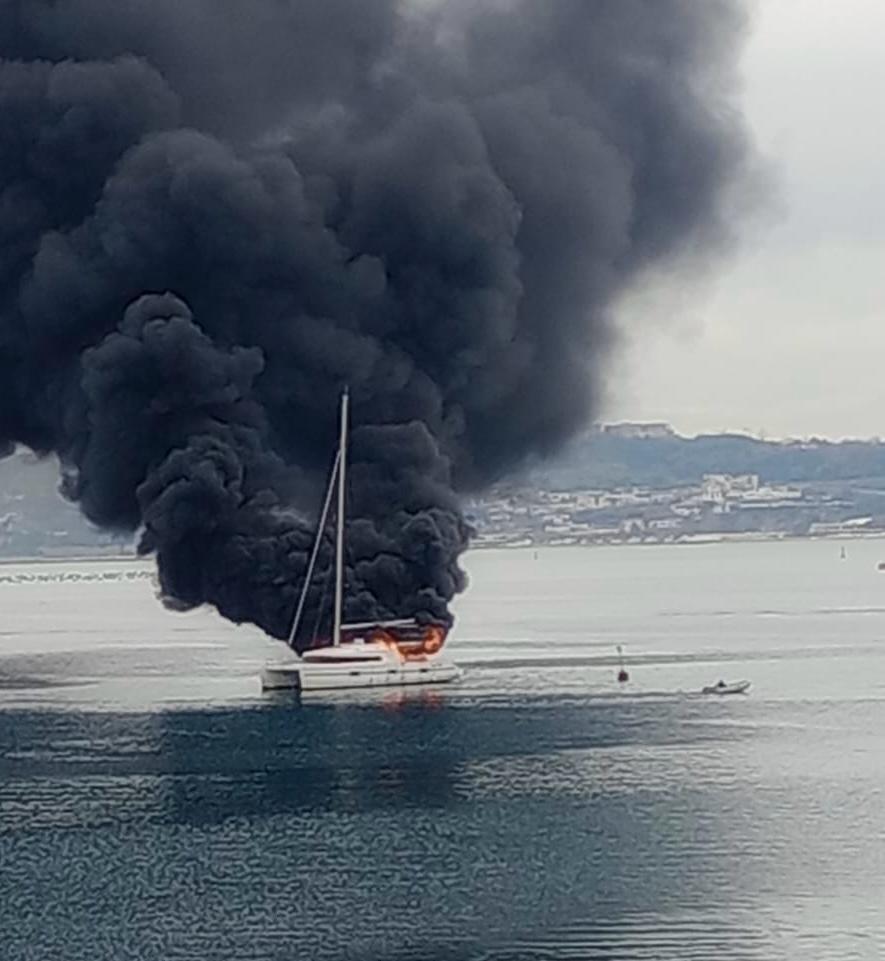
[456,643,880,671]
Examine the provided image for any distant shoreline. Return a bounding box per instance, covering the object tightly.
[469,531,885,550]
[0,552,143,567]
[4,531,885,568]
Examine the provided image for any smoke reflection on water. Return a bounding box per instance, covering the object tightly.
[1,697,759,959]
[2,692,884,959]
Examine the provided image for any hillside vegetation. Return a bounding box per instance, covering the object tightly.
[522,430,885,491]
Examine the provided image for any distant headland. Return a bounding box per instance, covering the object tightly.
[6,423,885,557]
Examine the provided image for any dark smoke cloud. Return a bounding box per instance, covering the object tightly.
[0,0,751,647]
[1,0,398,139]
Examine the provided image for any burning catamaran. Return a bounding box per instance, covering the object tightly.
[261,390,461,692]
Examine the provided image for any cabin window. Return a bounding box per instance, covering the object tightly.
[304,655,383,664]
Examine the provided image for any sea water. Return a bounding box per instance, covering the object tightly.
[1,539,884,960]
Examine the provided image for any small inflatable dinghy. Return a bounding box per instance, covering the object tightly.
[702,680,751,695]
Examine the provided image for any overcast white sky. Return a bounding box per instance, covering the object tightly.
[606,0,885,440]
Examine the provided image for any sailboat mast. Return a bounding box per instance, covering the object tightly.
[286,448,340,649]
[332,387,349,647]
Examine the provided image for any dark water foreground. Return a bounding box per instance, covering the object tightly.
[3,542,885,959]
[3,686,884,961]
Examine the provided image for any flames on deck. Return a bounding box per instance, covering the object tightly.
[339,623,448,660]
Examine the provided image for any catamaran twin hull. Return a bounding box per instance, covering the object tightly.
[260,639,462,692]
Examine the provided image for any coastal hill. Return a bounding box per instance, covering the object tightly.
[465,424,885,547]
[520,423,885,491]
[5,424,885,557]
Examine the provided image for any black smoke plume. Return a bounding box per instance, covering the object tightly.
[0,1,751,647]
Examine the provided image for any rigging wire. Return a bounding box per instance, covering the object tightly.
[286,447,340,648]
[311,539,334,647]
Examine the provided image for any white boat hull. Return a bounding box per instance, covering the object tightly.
[261,641,461,692]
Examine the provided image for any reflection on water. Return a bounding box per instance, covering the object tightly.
[3,693,884,960]
[2,541,885,959]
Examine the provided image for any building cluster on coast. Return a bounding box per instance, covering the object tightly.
[6,422,885,559]
[466,472,885,548]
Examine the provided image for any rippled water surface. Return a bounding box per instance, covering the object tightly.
[2,539,885,960]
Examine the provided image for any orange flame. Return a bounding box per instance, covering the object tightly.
[422,625,445,654]
[369,624,448,660]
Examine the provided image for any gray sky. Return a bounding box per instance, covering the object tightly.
[606,0,885,440]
